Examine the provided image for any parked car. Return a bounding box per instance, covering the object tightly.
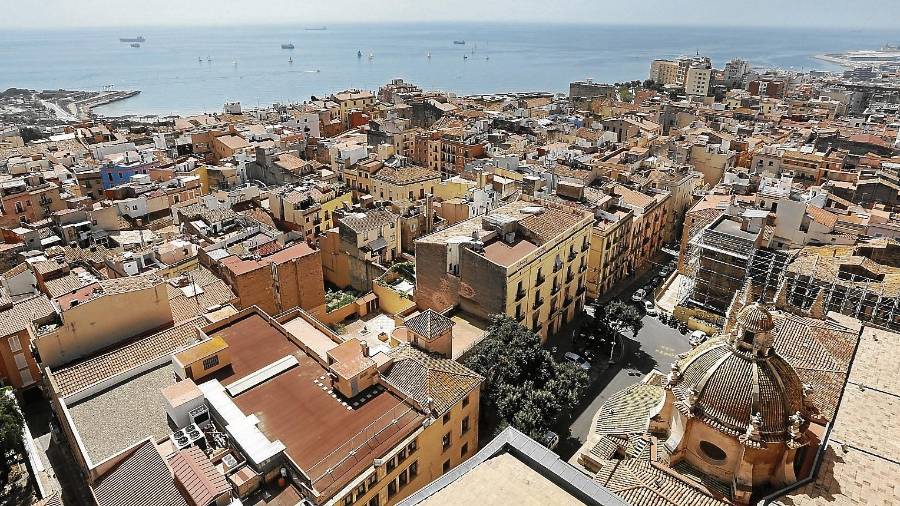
[631,289,646,302]
[643,300,658,317]
[564,352,591,371]
[690,330,708,346]
[542,431,560,451]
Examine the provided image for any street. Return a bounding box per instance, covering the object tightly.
[547,252,692,460]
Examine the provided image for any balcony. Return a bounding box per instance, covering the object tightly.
[550,284,560,295]
[553,261,562,273]
[566,271,574,283]
[582,243,590,253]
[579,264,587,273]
[515,312,525,322]
[535,274,545,286]
[515,288,526,301]
[568,251,577,262]
[532,298,544,310]
[577,285,586,295]
[564,296,573,307]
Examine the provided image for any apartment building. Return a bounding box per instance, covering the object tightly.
[371,161,441,205]
[333,90,376,129]
[218,242,327,317]
[35,275,173,368]
[415,197,593,341]
[649,59,679,85]
[611,184,671,276]
[268,184,353,240]
[684,64,711,97]
[44,305,482,505]
[328,207,402,292]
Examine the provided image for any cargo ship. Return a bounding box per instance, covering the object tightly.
[119,36,146,43]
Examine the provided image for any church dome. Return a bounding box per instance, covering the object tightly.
[735,302,775,333]
[667,320,809,445]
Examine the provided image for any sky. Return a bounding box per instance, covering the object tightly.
[2,0,898,30]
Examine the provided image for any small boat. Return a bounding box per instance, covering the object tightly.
[463,54,468,60]
[485,56,490,61]
[198,56,203,63]
[206,56,212,62]
[357,50,363,58]
[232,60,237,66]
[119,36,145,43]
[368,52,374,60]
[281,43,295,50]
[427,52,431,58]
[304,26,327,31]
[130,43,140,48]
[288,57,293,64]
[453,40,465,45]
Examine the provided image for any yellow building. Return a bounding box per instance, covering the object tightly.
[35,275,173,369]
[333,90,376,128]
[269,186,353,239]
[415,197,593,341]
[371,163,441,204]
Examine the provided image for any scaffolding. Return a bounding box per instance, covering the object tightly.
[677,225,793,317]
[781,253,900,331]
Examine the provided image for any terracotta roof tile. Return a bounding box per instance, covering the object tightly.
[382,344,482,415]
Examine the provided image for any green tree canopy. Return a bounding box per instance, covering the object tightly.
[0,391,24,462]
[464,315,588,440]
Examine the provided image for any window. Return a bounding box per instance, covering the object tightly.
[386,456,396,472]
[443,460,451,473]
[343,494,353,506]
[397,448,407,463]
[407,439,417,453]
[699,441,727,463]
[202,355,219,370]
[14,201,24,214]
[368,496,379,506]
[461,416,470,435]
[387,481,397,499]
[398,469,408,488]
[443,413,451,425]
[8,336,21,353]
[409,461,418,479]
[462,395,470,408]
[442,432,451,451]
[357,483,366,496]
[461,442,468,457]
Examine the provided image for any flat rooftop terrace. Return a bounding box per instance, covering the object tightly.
[205,312,425,498]
[204,312,304,386]
[482,238,538,267]
[67,364,176,466]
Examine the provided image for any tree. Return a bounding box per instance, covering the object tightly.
[0,391,24,470]
[464,315,588,440]
[585,300,644,360]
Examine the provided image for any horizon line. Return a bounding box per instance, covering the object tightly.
[2,20,897,32]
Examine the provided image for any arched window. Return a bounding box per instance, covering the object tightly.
[699,441,727,463]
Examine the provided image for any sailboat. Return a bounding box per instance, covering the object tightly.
[357,50,363,58]
[288,56,293,64]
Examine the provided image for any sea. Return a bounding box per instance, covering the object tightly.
[1,23,898,117]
